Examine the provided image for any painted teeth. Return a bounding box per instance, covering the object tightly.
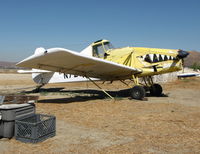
[159,55,163,61]
[149,54,154,62]
[167,55,170,59]
[153,54,159,62]
[141,54,176,63]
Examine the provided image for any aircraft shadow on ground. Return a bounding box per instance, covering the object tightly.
[29,87,168,104]
[35,88,131,104]
[24,87,66,93]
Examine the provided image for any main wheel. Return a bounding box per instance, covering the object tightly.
[130,86,146,100]
[150,84,163,96]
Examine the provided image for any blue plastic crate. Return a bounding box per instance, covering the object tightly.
[15,114,56,143]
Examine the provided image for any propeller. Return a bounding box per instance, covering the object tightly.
[182,58,185,73]
[177,49,189,73]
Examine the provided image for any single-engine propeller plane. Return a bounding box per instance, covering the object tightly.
[17,39,189,100]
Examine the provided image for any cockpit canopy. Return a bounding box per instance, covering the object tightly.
[92,40,114,58]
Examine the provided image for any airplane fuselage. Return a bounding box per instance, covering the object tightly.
[105,47,183,78]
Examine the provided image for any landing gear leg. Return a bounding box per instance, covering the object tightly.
[126,76,163,100]
[87,77,114,99]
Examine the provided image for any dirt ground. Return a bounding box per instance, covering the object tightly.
[0,73,200,154]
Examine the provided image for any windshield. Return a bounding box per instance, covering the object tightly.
[103,42,114,51]
[93,41,114,58]
[97,45,105,57]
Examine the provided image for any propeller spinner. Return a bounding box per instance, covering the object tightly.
[177,50,189,59]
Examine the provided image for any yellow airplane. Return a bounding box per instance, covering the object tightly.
[17,39,189,100]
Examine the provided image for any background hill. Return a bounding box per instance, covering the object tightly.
[0,50,199,69]
[184,51,200,67]
[0,61,17,69]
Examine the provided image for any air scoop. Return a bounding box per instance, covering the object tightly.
[177,50,189,59]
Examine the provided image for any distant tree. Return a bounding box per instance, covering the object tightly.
[190,62,200,71]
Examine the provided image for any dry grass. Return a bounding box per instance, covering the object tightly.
[0,74,200,153]
[0,69,18,74]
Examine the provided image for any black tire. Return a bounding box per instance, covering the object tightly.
[150,84,163,96]
[130,86,146,100]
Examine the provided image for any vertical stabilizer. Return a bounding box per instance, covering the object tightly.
[80,45,93,57]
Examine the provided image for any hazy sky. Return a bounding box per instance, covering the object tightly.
[0,0,200,62]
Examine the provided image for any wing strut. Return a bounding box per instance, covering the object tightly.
[87,77,114,99]
[33,84,45,93]
[120,80,132,88]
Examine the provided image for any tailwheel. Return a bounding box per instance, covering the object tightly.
[130,85,146,100]
[150,84,163,96]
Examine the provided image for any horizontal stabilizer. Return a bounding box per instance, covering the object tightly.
[17,69,50,74]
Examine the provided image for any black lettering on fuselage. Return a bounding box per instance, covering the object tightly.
[64,73,68,79]
[64,74,80,79]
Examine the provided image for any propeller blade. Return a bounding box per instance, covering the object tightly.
[182,59,185,73]
[176,50,189,73]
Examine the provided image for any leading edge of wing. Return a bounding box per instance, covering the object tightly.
[17,47,142,76]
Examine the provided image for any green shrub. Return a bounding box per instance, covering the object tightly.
[190,62,200,71]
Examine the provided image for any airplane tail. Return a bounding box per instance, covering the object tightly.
[32,71,54,84]
[32,71,96,84]
[18,69,54,84]
[80,45,93,56]
[18,69,97,85]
